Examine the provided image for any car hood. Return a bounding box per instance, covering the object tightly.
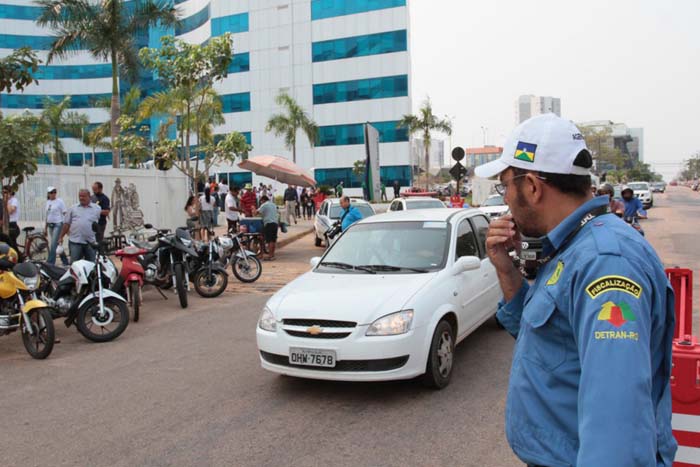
[269,271,437,325]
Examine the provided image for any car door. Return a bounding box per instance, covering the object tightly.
[315,201,328,235]
[469,214,500,318]
[389,200,398,211]
[451,217,487,338]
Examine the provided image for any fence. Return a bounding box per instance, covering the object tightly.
[17,165,189,232]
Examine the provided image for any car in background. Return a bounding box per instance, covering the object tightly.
[388,197,446,211]
[478,194,509,219]
[313,198,375,247]
[257,208,500,388]
[628,181,653,208]
[651,182,666,193]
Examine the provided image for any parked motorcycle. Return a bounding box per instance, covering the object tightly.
[219,234,262,283]
[0,254,55,359]
[36,232,129,342]
[188,236,229,298]
[112,246,147,322]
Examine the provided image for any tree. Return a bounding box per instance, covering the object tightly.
[93,87,149,167]
[265,92,318,164]
[140,33,234,179]
[0,113,44,234]
[680,152,700,181]
[398,98,452,189]
[0,47,41,112]
[580,125,627,170]
[200,132,252,179]
[352,159,366,179]
[40,96,89,165]
[37,0,180,168]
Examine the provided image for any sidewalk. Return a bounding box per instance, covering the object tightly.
[211,216,314,249]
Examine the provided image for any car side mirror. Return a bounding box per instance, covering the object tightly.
[310,257,321,268]
[452,256,481,275]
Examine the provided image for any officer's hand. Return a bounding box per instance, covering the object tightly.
[486,214,521,274]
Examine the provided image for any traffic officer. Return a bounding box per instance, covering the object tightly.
[476,114,676,466]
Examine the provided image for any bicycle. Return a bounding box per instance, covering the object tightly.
[16,227,49,262]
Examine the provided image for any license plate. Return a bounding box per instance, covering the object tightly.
[289,347,336,368]
[521,251,537,260]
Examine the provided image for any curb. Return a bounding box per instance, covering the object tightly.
[277,227,314,249]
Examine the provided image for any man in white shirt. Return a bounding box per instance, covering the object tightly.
[45,186,68,265]
[225,186,242,232]
[218,178,229,210]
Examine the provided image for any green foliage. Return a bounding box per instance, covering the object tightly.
[680,153,700,181]
[580,126,626,169]
[273,195,284,206]
[352,159,366,178]
[0,47,41,109]
[200,131,252,175]
[154,139,177,171]
[40,96,89,165]
[265,92,318,164]
[317,185,333,195]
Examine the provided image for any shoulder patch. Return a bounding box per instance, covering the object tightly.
[586,275,642,299]
[546,261,564,286]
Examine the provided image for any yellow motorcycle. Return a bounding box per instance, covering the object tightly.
[0,254,55,359]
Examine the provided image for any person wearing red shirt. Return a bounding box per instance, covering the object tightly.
[240,184,257,217]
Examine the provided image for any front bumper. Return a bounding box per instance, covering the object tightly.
[256,323,429,382]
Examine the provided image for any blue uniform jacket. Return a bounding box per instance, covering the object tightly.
[623,197,647,218]
[340,205,363,231]
[497,196,676,467]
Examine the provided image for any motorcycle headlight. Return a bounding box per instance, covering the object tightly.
[21,275,40,291]
[366,310,414,336]
[258,307,277,332]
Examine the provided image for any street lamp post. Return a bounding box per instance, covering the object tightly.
[480,126,488,147]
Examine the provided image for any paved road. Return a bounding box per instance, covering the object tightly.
[1,188,695,467]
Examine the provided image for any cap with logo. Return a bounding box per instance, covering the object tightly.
[47,186,56,193]
[474,113,591,179]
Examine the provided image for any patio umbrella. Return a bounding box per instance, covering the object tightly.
[238,155,316,187]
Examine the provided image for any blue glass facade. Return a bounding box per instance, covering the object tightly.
[0,33,54,50]
[33,63,113,80]
[228,53,250,74]
[211,13,249,36]
[220,93,251,113]
[317,121,408,147]
[315,165,411,188]
[0,93,112,109]
[312,30,407,62]
[0,4,42,20]
[311,0,405,20]
[313,74,407,105]
[175,3,210,36]
[218,172,252,187]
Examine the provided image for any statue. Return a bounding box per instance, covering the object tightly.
[111,179,144,232]
[124,183,144,230]
[112,178,126,228]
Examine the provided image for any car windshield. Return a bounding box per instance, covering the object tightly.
[318,221,449,273]
[628,182,649,191]
[329,204,375,219]
[483,195,505,206]
[406,200,444,209]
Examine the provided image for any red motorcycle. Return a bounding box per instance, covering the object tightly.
[112,246,147,322]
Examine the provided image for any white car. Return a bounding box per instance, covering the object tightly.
[313,198,375,247]
[257,208,501,388]
[478,194,509,219]
[627,181,653,208]
[388,197,446,211]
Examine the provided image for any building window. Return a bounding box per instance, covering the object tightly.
[314,165,411,188]
[211,12,249,36]
[175,4,210,36]
[311,0,406,20]
[0,34,54,50]
[317,121,408,147]
[218,172,252,188]
[0,4,42,20]
[313,75,408,105]
[32,63,113,80]
[312,30,407,63]
[0,93,112,109]
[228,53,250,74]
[220,93,251,113]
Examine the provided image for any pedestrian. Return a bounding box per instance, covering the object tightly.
[2,186,20,252]
[335,180,344,197]
[59,189,101,262]
[184,195,201,240]
[225,186,242,233]
[199,187,216,240]
[476,114,676,465]
[295,185,303,218]
[45,186,68,265]
[218,177,229,208]
[283,184,298,225]
[254,195,278,261]
[240,183,257,217]
[339,196,363,231]
[392,179,400,199]
[304,188,315,218]
[380,182,388,202]
[361,180,368,201]
[91,181,110,243]
[299,189,309,220]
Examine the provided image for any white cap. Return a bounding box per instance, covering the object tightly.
[474,113,591,179]
[47,186,56,193]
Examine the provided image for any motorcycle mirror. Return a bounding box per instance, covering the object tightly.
[0,258,14,270]
[144,223,153,229]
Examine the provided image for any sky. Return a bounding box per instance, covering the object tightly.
[409,0,700,180]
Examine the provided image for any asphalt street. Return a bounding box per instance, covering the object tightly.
[0,186,695,467]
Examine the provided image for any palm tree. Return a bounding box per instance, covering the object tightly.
[265,92,318,164]
[398,98,452,189]
[36,0,179,168]
[40,96,89,165]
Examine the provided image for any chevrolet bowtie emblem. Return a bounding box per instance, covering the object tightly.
[307,325,323,335]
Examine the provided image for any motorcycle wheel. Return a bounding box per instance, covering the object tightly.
[76,297,129,342]
[193,269,228,298]
[232,256,262,283]
[174,263,188,308]
[130,281,141,322]
[21,308,55,359]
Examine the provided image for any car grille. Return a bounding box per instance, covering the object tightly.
[282,319,356,328]
[285,330,351,339]
[260,351,409,372]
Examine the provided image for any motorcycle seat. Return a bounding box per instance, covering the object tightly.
[13,261,38,278]
[40,262,67,280]
[22,226,35,233]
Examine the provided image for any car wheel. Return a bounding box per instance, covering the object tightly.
[422,319,455,389]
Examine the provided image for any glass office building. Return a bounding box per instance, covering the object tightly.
[0,0,412,187]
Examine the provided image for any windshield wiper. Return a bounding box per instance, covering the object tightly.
[356,264,430,273]
[318,261,376,274]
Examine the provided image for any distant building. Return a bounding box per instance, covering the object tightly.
[465,146,503,168]
[516,95,561,124]
[629,128,645,163]
[411,138,445,174]
[578,120,644,170]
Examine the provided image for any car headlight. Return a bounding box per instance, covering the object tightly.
[258,307,277,332]
[366,310,414,336]
[21,275,40,291]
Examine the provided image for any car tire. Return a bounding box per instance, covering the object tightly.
[422,319,455,389]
